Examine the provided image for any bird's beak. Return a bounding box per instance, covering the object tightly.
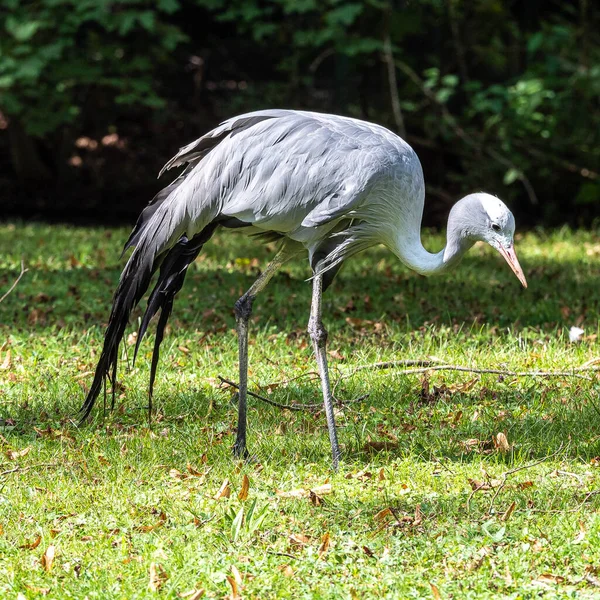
[497,243,527,288]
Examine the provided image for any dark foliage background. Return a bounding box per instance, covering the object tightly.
[0,0,598,227]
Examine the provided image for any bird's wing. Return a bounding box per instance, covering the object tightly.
[151,110,411,244]
[203,112,394,233]
[158,110,293,178]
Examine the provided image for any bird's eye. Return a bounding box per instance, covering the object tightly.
[491,223,501,232]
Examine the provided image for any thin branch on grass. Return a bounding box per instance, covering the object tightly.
[257,371,320,391]
[218,376,319,412]
[0,466,21,477]
[0,462,63,477]
[0,259,28,304]
[332,359,438,398]
[267,551,298,560]
[218,376,369,412]
[340,360,598,382]
[553,470,585,483]
[345,358,445,374]
[486,444,565,514]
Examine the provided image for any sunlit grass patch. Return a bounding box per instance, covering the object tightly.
[2,221,600,598]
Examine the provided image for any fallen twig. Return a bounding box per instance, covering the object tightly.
[0,259,28,304]
[267,551,298,560]
[0,462,63,477]
[0,465,21,477]
[340,361,598,382]
[257,371,320,391]
[218,376,369,412]
[487,444,565,514]
[218,376,319,412]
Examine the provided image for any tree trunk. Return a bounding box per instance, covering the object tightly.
[8,119,53,184]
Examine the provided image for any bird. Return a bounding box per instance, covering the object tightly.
[78,109,527,470]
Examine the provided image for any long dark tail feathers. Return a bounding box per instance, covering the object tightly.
[79,202,180,423]
[133,222,220,402]
[79,219,220,424]
[79,244,158,423]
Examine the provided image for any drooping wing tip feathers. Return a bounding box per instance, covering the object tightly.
[157,158,176,179]
[158,136,207,178]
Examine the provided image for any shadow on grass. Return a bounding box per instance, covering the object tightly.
[1,249,599,334]
[5,371,600,468]
[3,225,600,471]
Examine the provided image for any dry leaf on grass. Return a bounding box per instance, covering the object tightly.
[517,480,534,490]
[467,478,502,491]
[345,470,372,481]
[170,468,188,480]
[225,574,241,600]
[573,520,586,544]
[6,447,30,460]
[494,432,511,452]
[501,501,516,522]
[448,378,478,393]
[311,483,333,496]
[276,483,332,499]
[374,508,392,522]
[363,440,398,452]
[0,349,11,370]
[20,534,42,550]
[319,532,331,558]
[534,573,565,585]
[238,474,249,501]
[362,545,375,558]
[213,479,231,500]
[430,582,442,599]
[413,504,423,527]
[41,545,55,572]
[187,463,210,479]
[278,564,294,577]
[24,586,50,596]
[178,589,205,599]
[309,490,326,506]
[149,562,168,592]
[136,511,167,533]
[288,533,310,548]
[230,565,243,587]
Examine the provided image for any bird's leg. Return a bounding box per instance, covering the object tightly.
[232,245,293,459]
[308,271,341,471]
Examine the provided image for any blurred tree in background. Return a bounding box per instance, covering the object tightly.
[0,0,598,226]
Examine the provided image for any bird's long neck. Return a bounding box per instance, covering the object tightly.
[390,225,471,277]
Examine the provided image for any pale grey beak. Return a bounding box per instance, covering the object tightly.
[497,243,527,288]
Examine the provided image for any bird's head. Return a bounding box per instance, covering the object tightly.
[448,192,527,288]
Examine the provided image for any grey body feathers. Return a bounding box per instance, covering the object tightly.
[150,109,426,271]
[79,109,429,421]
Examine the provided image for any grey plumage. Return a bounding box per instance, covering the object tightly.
[79,109,527,470]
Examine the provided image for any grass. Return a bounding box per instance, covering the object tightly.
[2,220,600,598]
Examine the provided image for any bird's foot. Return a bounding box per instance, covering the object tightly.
[232,438,249,460]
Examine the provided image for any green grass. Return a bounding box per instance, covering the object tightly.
[2,221,600,598]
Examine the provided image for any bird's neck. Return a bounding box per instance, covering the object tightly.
[391,229,472,277]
